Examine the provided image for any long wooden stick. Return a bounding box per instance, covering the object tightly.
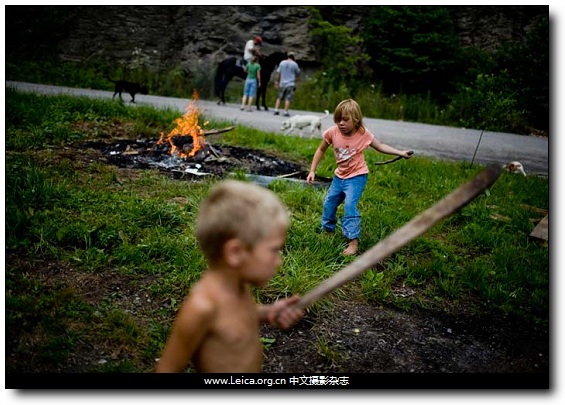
[294,164,502,310]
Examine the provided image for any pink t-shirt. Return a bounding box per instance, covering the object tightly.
[323,126,375,179]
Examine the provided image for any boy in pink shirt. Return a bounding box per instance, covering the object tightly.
[306,99,413,255]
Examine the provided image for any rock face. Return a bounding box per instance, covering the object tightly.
[448,5,547,51]
[14,5,548,76]
[58,6,320,76]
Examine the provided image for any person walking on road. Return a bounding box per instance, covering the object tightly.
[240,56,261,112]
[273,52,300,117]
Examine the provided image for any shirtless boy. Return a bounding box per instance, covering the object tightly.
[155,180,303,373]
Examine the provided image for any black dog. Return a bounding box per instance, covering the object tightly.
[106,74,148,103]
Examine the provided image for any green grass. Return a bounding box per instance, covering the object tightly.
[5,90,549,372]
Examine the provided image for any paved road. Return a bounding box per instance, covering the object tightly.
[7,81,549,176]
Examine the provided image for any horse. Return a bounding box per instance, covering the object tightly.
[255,51,286,111]
[214,56,246,105]
[214,52,287,109]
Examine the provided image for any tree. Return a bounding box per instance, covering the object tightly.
[493,15,549,132]
[361,6,461,101]
[309,8,371,97]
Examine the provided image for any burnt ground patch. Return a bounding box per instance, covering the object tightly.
[85,138,311,180]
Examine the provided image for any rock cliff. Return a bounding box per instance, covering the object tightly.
[10,5,548,77]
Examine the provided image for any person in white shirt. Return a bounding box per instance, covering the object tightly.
[243,35,262,66]
[273,52,300,117]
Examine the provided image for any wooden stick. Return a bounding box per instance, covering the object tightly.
[276,171,300,179]
[374,150,414,165]
[294,164,502,310]
[202,126,235,136]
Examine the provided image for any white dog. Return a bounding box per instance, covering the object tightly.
[503,161,526,176]
[280,110,330,136]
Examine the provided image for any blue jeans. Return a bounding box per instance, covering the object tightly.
[243,79,257,97]
[321,174,368,240]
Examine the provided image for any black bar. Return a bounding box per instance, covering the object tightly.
[6,373,549,390]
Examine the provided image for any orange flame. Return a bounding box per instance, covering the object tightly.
[157,89,206,158]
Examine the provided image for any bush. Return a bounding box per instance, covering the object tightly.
[447,72,527,133]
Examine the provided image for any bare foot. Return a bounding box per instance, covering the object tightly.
[342,239,358,256]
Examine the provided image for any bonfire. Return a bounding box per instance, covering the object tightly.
[156,89,209,158]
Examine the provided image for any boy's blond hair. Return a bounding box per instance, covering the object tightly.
[333,99,365,134]
[195,180,290,263]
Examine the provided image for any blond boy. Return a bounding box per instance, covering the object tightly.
[155,180,303,373]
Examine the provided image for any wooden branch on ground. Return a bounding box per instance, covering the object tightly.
[202,126,235,136]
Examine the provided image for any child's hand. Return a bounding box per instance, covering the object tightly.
[267,295,304,329]
[306,172,315,184]
[403,150,414,159]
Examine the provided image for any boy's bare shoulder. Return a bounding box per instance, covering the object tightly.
[177,277,218,321]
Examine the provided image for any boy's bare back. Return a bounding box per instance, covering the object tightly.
[156,271,263,373]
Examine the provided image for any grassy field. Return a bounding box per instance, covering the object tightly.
[5,89,549,373]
